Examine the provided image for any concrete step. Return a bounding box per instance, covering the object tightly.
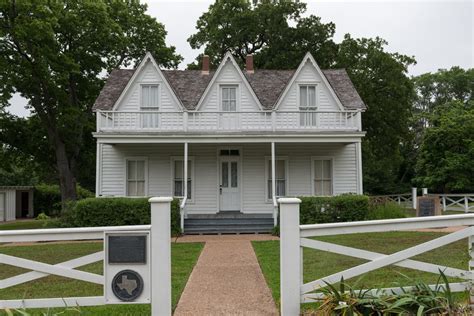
[183,225,274,235]
[184,219,273,226]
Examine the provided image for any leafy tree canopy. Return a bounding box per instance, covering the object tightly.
[0,0,181,205]
[415,101,474,192]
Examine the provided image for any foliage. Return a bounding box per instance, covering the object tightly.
[366,202,407,220]
[187,0,337,69]
[299,195,369,224]
[0,1,182,205]
[4,307,81,316]
[61,197,181,236]
[34,184,93,216]
[312,272,471,315]
[415,101,474,192]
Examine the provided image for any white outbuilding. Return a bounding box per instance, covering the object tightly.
[0,186,34,222]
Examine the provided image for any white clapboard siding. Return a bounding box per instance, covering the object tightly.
[200,61,260,112]
[278,61,340,112]
[99,143,358,214]
[0,189,17,221]
[115,61,180,112]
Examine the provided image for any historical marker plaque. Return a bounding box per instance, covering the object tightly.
[417,196,441,217]
[108,235,147,264]
[111,269,144,302]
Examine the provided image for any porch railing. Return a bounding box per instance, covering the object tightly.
[96,110,362,132]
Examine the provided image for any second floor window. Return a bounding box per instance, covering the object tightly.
[299,85,317,126]
[141,85,159,128]
[141,85,159,108]
[221,86,237,111]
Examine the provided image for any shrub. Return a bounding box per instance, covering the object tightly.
[61,197,181,236]
[34,184,94,216]
[299,194,369,224]
[367,202,407,220]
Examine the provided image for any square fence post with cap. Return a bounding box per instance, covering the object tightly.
[279,197,302,316]
[149,197,173,316]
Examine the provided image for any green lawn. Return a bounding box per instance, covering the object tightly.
[0,241,203,315]
[252,231,470,310]
[0,220,46,231]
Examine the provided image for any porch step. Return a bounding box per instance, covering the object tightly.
[183,213,274,234]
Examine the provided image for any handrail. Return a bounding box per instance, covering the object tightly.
[97,110,361,114]
[300,214,474,237]
[272,196,278,227]
[179,197,187,232]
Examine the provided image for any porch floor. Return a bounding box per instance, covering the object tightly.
[184,212,274,235]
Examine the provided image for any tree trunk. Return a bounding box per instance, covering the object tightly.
[54,139,78,211]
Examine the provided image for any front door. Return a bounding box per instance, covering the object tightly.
[219,157,240,211]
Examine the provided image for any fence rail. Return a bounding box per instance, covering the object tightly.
[96,110,362,132]
[0,198,172,314]
[279,198,474,316]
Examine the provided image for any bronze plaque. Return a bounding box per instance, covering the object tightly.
[417,196,441,217]
[108,235,147,264]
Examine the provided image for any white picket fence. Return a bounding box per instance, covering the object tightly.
[279,198,474,316]
[0,197,173,315]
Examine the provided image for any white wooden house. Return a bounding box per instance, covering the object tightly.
[92,52,366,233]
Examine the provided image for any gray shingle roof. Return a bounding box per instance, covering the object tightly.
[92,67,366,111]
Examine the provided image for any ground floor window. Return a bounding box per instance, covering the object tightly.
[126,158,147,196]
[312,158,333,195]
[266,158,287,200]
[172,158,193,200]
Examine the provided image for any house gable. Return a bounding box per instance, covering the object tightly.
[275,52,345,112]
[196,52,263,112]
[112,52,183,112]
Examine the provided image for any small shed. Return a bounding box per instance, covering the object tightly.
[0,186,34,222]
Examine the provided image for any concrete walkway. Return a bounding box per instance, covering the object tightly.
[174,235,279,316]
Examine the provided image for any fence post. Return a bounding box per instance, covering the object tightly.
[422,188,428,196]
[442,196,447,212]
[411,187,417,210]
[469,234,474,304]
[149,197,173,316]
[279,197,302,316]
[465,196,469,213]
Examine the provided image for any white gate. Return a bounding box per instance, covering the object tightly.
[0,197,173,316]
[279,198,474,316]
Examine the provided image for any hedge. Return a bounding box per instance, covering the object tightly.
[299,194,369,224]
[61,197,181,236]
[34,184,94,216]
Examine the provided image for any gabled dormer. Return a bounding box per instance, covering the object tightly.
[195,52,263,112]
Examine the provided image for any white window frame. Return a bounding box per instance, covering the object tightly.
[170,156,195,203]
[297,84,318,109]
[124,157,148,197]
[140,84,160,109]
[311,156,335,196]
[264,156,289,202]
[219,84,239,112]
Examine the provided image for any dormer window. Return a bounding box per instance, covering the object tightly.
[221,85,237,112]
[141,84,159,128]
[141,84,159,108]
[299,85,317,126]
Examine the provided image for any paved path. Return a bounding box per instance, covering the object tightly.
[174,235,279,316]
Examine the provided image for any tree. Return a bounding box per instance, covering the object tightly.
[415,101,474,192]
[412,68,474,192]
[0,1,182,207]
[187,0,337,69]
[334,35,416,193]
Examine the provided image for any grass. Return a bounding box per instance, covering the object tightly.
[0,241,203,315]
[0,220,46,231]
[252,231,470,311]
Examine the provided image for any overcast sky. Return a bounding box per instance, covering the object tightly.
[7,0,473,117]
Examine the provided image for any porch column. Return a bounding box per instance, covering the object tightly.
[356,141,363,194]
[271,142,277,226]
[184,142,188,200]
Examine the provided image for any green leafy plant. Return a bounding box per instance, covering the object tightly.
[299,195,370,224]
[34,184,94,216]
[61,197,182,236]
[366,202,407,220]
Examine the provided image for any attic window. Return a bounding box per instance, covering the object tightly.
[221,85,237,111]
[299,85,317,126]
[141,85,159,108]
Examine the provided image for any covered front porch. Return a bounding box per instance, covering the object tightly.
[96,136,363,233]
